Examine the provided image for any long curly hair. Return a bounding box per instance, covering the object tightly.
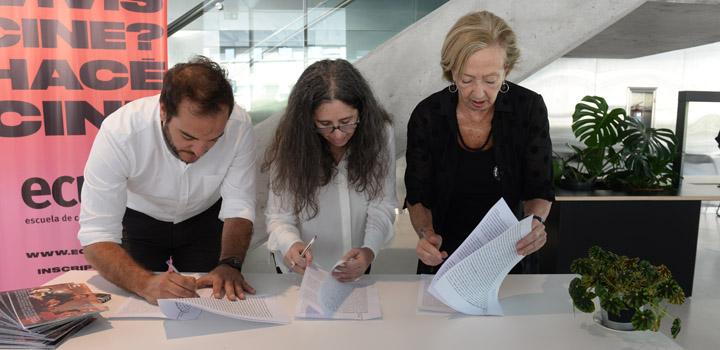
[263,59,392,219]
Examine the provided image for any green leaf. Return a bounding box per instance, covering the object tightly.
[594,284,609,300]
[631,309,656,330]
[572,96,626,148]
[574,297,595,313]
[600,296,625,316]
[569,278,596,313]
[658,281,686,304]
[625,289,649,309]
[671,318,682,338]
[568,277,585,299]
[588,246,606,260]
[570,259,593,275]
[617,118,678,189]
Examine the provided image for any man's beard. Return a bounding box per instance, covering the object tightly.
[161,120,182,160]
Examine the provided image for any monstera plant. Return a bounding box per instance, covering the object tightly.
[556,96,625,188]
[607,118,678,191]
[556,96,679,192]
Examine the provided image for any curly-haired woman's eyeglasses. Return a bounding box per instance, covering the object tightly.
[314,120,360,135]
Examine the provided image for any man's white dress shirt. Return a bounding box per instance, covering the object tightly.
[266,128,397,270]
[78,95,256,246]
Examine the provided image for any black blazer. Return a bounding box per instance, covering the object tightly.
[404,82,555,233]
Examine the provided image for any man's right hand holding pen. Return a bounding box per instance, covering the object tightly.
[283,236,316,275]
[136,256,198,305]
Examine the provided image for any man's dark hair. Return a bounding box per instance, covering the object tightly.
[160,55,234,120]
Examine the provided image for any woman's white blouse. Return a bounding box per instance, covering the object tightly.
[266,129,397,270]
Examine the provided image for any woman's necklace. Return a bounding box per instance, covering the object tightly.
[457,109,493,151]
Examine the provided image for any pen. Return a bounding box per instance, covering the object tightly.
[166,256,179,273]
[291,235,317,269]
[299,235,317,258]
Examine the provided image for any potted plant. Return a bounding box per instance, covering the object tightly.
[555,96,680,193]
[556,96,625,190]
[555,146,611,190]
[568,246,685,338]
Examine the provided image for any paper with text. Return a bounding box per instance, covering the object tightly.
[159,294,289,324]
[429,198,532,315]
[296,265,381,320]
[416,276,455,313]
[111,289,289,324]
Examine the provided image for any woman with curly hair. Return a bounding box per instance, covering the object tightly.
[264,59,397,282]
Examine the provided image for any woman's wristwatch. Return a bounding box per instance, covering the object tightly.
[531,215,545,225]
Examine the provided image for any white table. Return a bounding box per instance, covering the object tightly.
[47,271,682,350]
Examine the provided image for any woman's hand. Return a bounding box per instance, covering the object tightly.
[283,241,314,274]
[516,217,547,256]
[332,248,374,282]
[416,228,448,266]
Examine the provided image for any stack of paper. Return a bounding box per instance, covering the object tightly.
[426,198,532,315]
[416,276,455,313]
[158,293,290,324]
[0,282,107,349]
[112,288,290,324]
[296,265,381,320]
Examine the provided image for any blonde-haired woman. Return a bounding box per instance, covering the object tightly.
[404,11,554,274]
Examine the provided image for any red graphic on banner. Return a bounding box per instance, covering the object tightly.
[0,0,167,291]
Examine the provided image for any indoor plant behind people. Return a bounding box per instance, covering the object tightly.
[556,96,679,192]
[556,96,625,190]
[568,246,685,338]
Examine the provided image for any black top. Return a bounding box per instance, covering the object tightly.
[404,82,555,273]
[442,143,503,256]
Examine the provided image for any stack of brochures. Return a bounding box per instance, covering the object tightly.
[0,282,107,349]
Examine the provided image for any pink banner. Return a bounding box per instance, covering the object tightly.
[1,0,167,291]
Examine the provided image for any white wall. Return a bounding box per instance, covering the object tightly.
[521,41,720,151]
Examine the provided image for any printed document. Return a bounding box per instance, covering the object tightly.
[416,276,454,313]
[111,289,289,324]
[159,294,289,324]
[295,265,381,320]
[428,198,532,315]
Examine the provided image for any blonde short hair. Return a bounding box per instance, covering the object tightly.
[440,11,520,82]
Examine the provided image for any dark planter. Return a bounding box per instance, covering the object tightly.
[601,308,635,331]
[591,180,610,190]
[559,178,595,191]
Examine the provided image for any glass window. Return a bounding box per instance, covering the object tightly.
[167,0,448,124]
[682,101,720,176]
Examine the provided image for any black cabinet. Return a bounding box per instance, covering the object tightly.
[540,197,702,296]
